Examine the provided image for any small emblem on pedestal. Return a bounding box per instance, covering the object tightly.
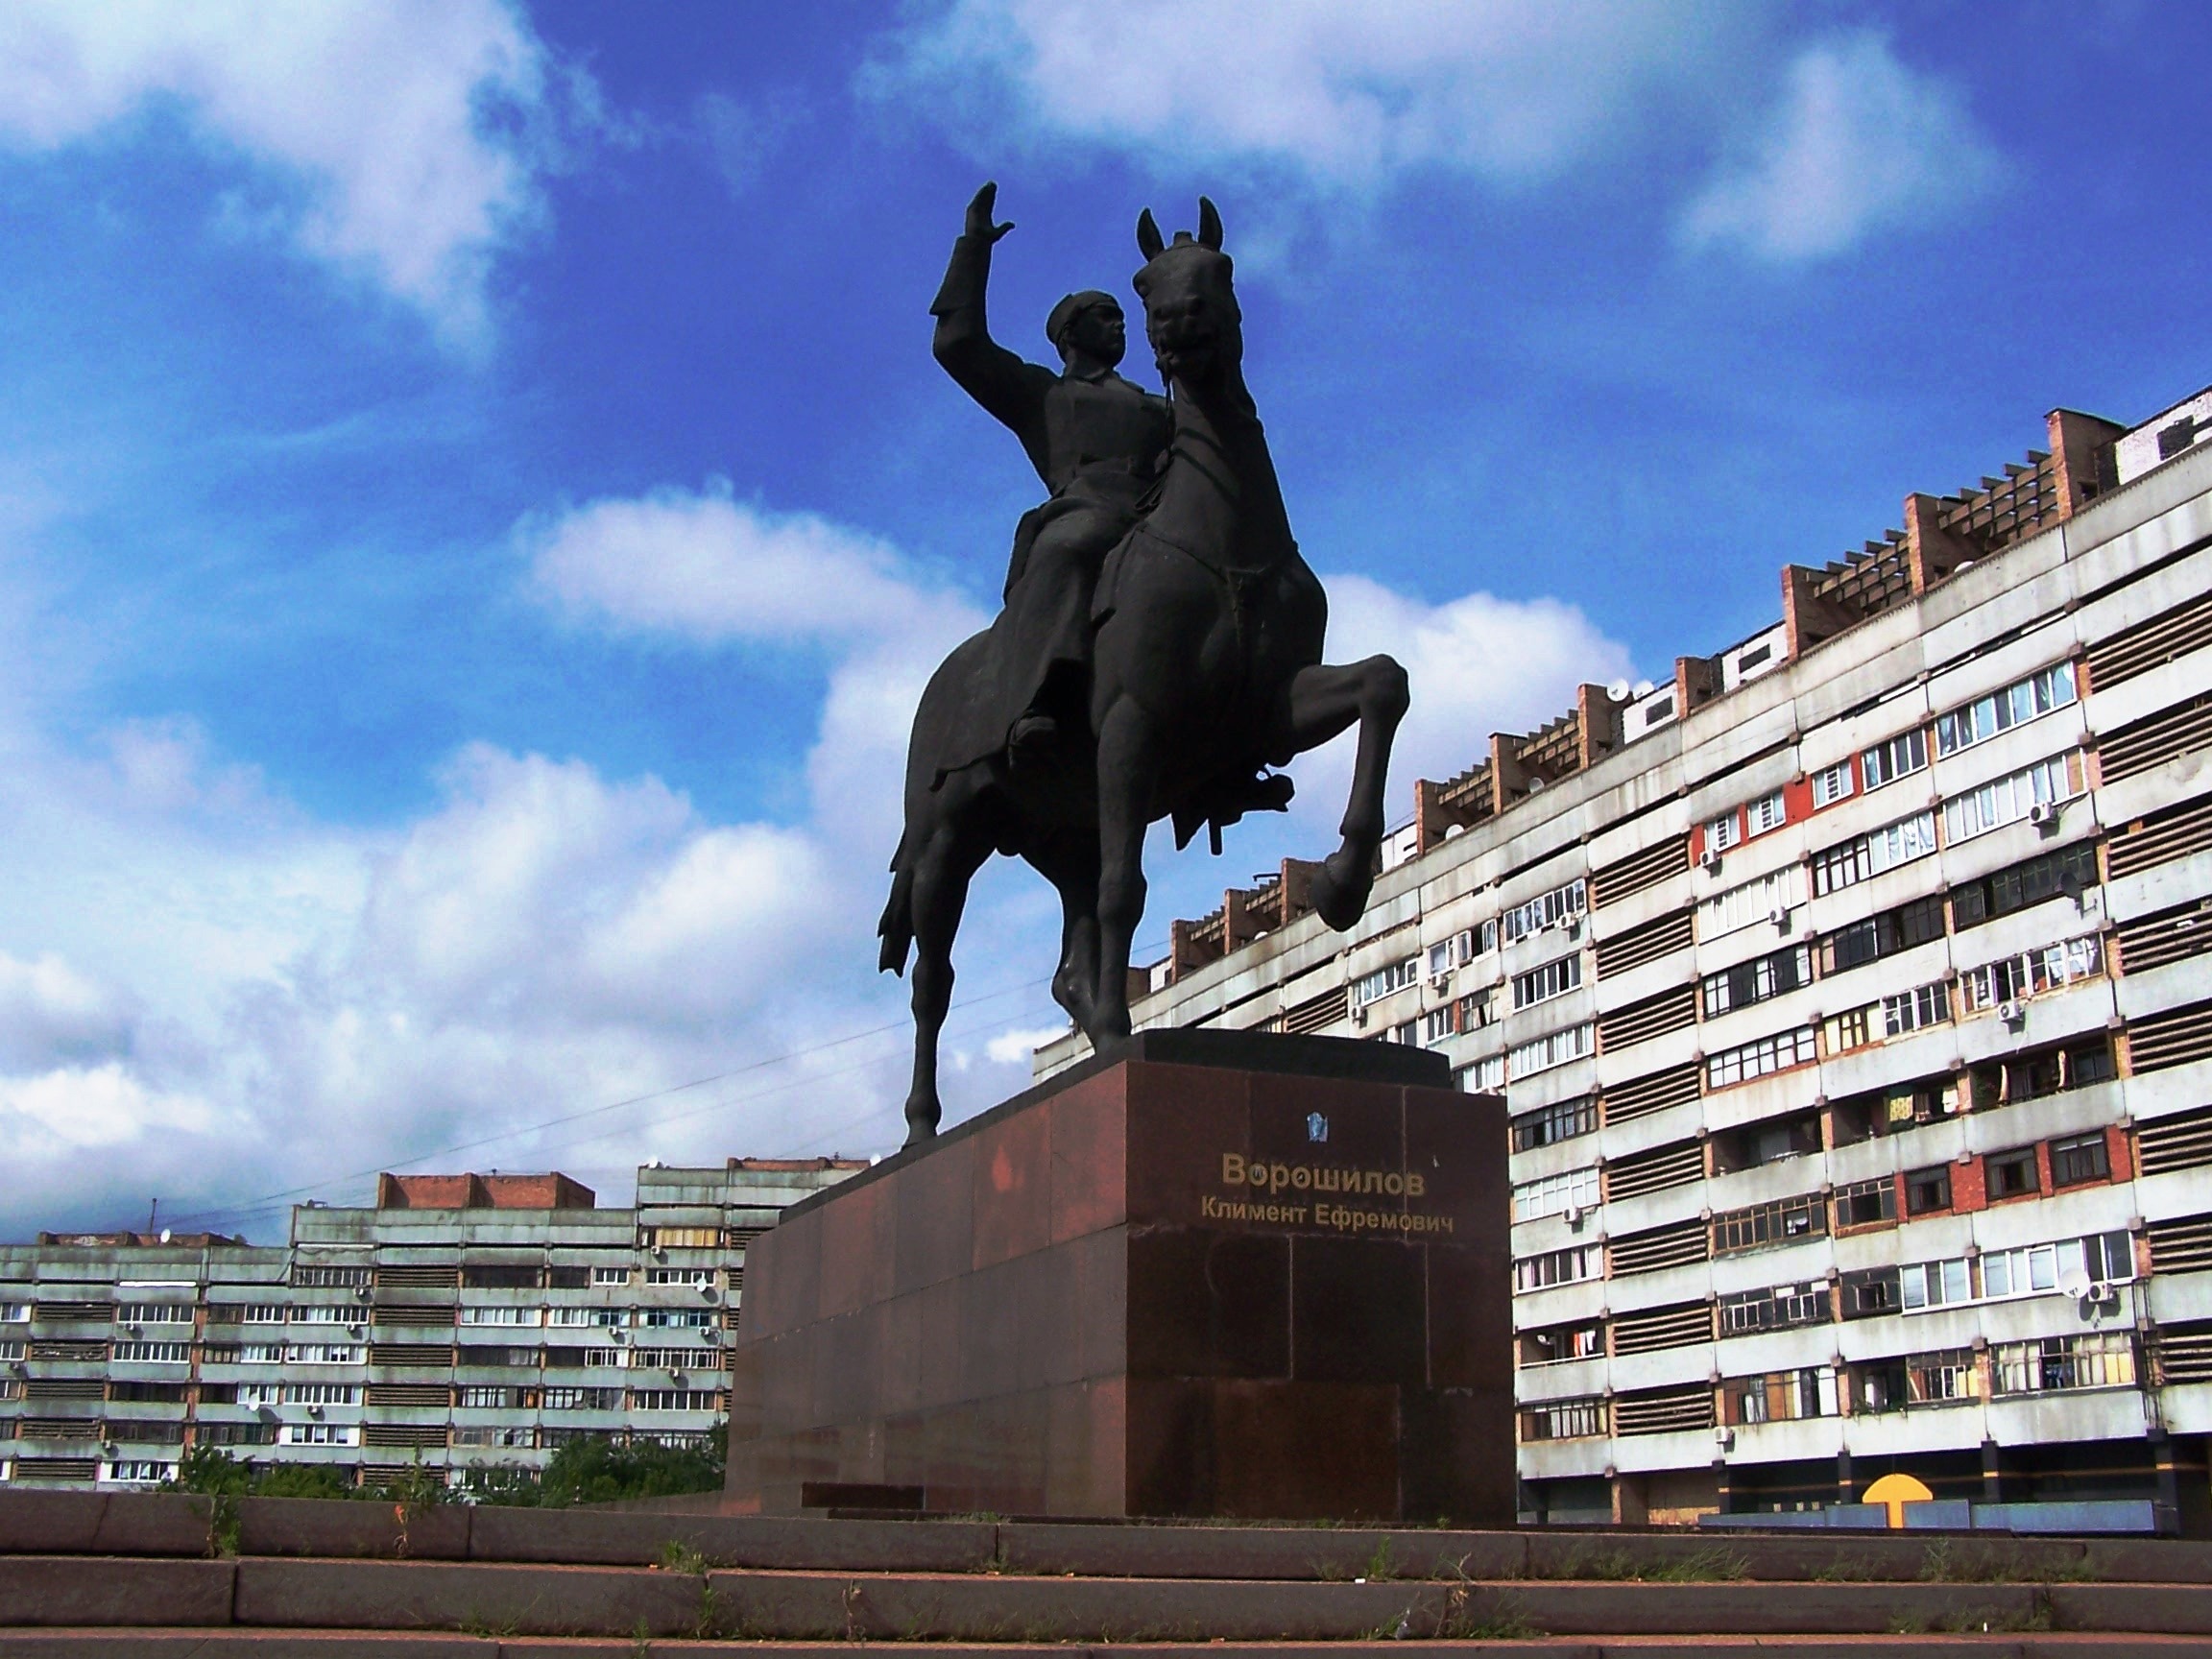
[1307,1111,1329,1143]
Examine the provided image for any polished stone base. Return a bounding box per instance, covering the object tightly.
[722,1028,1511,1523]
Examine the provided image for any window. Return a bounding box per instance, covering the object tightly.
[541,1386,621,1410]
[1501,878,1587,944]
[1882,983,1950,1037]
[1508,1022,1592,1078]
[1512,953,1581,1010]
[1961,934,2103,1012]
[1457,1055,1505,1093]
[110,1341,189,1364]
[1514,1244,1597,1291]
[1698,865,1805,939]
[584,1347,627,1368]
[1700,944,1811,1018]
[239,1304,287,1325]
[1725,1366,1837,1426]
[1704,810,1742,854]
[1745,788,1788,836]
[1520,1397,1605,1440]
[455,1425,534,1448]
[1380,1018,1420,1046]
[1714,1193,1827,1256]
[589,1266,630,1286]
[1428,940,1455,978]
[1986,1146,2041,1200]
[1905,1166,1952,1215]
[547,1307,622,1327]
[1464,919,1500,957]
[283,1423,357,1446]
[459,1306,541,1326]
[1810,761,1856,808]
[113,1304,192,1325]
[1861,727,1929,790]
[630,1388,721,1412]
[644,1267,715,1287]
[1982,1231,2134,1300]
[461,1264,540,1289]
[1934,662,2079,757]
[1906,1349,1979,1405]
[1519,1321,1603,1365]
[1834,1177,1895,1229]
[457,1385,520,1408]
[106,1460,174,1483]
[1423,1007,1455,1044]
[1993,1331,2135,1395]
[0,1304,26,1323]
[1513,1166,1599,1222]
[1511,1096,1598,1153]
[1352,957,1419,1006]
[290,1305,351,1324]
[1705,1025,1816,1089]
[1841,1266,1901,1318]
[639,1309,714,1329]
[1810,811,1938,896]
[1943,755,2081,843]
[1818,894,1947,975]
[288,1344,363,1365]
[1823,1007,1872,1053]
[1719,1282,1828,1334]
[1951,840,2100,928]
[287,1382,356,1406]
[234,1382,281,1407]
[291,1265,371,1288]
[217,1342,286,1364]
[1455,986,1496,1032]
[646,1227,719,1250]
[2051,1133,2111,1188]
[1900,1257,1972,1310]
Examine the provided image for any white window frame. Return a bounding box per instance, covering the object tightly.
[1810,760,1855,808]
[1513,1166,1600,1222]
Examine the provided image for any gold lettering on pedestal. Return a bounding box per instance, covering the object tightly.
[1209,1153,1451,1235]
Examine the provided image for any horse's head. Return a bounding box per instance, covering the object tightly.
[1133,197,1240,392]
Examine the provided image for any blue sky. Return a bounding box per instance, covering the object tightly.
[0,0,2203,1238]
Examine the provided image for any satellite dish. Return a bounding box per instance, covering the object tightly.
[158,1228,172,1244]
[2059,1268,2094,1301]
[1632,679,1656,698]
[1606,679,1632,704]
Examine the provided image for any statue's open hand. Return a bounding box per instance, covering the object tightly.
[965,181,1015,244]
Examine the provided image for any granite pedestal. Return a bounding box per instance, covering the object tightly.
[723,1029,1511,1522]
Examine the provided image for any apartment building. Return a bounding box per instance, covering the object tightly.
[1039,380,2212,1529]
[0,1158,861,1490]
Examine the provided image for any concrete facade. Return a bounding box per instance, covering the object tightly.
[0,1158,862,1490]
[1040,384,2212,1527]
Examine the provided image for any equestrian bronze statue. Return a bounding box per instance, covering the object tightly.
[880,187,1409,1143]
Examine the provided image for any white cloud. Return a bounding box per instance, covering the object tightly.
[868,0,1747,186]
[985,1023,1068,1066]
[0,0,581,343]
[524,483,979,648]
[1679,32,2003,262]
[1274,577,1634,841]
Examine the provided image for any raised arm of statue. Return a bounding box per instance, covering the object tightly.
[930,182,1053,478]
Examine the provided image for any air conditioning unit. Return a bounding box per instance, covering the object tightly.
[1998,1000,2026,1024]
[1700,849,1724,874]
[2028,801,2059,827]
[1563,1205,1585,1229]
[1352,1004,1369,1027]
[1768,905,1791,932]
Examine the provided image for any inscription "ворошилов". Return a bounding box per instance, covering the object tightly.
[1218,1153,1427,1198]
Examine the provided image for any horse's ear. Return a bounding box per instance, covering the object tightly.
[1196,196,1223,251]
[1136,208,1165,262]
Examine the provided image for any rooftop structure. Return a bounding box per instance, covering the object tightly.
[1039,382,2212,1530]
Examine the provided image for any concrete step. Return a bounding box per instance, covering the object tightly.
[3,1635,2212,1656]
[3,1491,2207,1586]
[8,1555,2212,1643]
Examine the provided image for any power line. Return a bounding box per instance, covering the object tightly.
[164,950,1106,1232]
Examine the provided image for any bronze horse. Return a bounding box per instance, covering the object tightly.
[879,199,1408,1142]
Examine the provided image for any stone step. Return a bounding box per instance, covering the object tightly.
[2,1635,2211,1657]
[3,1492,2206,1586]
[7,1556,2212,1643]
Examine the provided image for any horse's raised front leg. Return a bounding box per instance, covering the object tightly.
[902,820,992,1145]
[1086,696,1161,1045]
[1273,654,1409,930]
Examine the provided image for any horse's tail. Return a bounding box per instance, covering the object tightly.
[877,830,916,976]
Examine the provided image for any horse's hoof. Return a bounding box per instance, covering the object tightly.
[902,1101,942,1147]
[1311,849,1372,930]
